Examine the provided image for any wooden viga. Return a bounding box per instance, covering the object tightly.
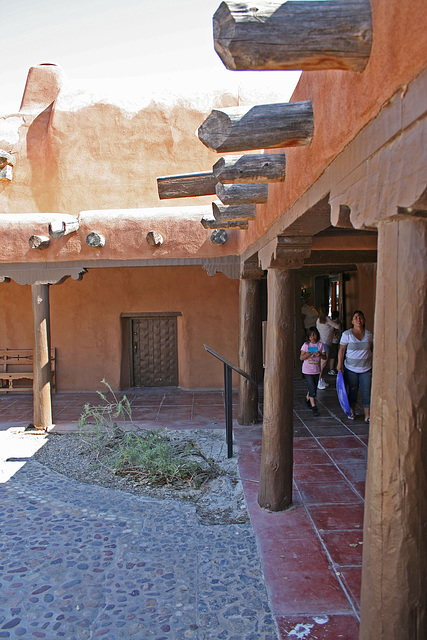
[213,0,372,72]
[157,171,218,199]
[198,102,313,153]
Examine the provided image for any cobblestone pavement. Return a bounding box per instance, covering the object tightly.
[0,458,278,640]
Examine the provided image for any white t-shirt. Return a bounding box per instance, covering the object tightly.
[316,316,340,347]
[340,329,373,373]
[301,304,318,330]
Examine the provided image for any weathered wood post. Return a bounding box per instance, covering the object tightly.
[257,236,312,510]
[359,217,427,640]
[31,283,53,430]
[238,257,264,425]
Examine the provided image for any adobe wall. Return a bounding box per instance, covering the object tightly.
[0,266,239,391]
[0,74,237,216]
[240,0,427,249]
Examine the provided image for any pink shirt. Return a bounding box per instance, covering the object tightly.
[301,341,325,375]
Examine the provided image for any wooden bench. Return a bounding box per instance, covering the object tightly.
[0,348,56,393]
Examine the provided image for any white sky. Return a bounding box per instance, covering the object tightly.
[0,0,301,115]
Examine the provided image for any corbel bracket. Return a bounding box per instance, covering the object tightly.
[259,236,312,270]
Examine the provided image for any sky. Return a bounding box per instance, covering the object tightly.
[0,0,301,115]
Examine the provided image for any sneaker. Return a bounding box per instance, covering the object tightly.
[305,396,311,409]
[317,379,328,390]
[312,406,319,416]
[328,369,338,376]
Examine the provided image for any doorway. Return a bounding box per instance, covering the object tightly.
[125,313,180,387]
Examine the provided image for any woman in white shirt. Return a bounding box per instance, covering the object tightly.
[316,306,340,389]
[337,310,373,423]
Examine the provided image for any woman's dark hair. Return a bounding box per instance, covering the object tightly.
[352,310,365,326]
[307,326,320,342]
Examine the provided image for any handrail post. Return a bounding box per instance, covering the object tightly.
[224,363,233,458]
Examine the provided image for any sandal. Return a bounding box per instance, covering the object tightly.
[364,417,370,424]
[349,411,355,420]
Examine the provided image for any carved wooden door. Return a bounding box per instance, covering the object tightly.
[131,315,178,387]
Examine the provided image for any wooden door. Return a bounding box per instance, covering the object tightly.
[131,315,178,387]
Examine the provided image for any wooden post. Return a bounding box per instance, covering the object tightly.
[198,102,313,153]
[258,268,295,510]
[238,268,262,425]
[213,0,372,72]
[359,217,427,639]
[31,283,53,430]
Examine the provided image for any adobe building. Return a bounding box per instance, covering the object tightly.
[0,0,425,638]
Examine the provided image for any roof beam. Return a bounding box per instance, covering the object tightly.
[214,0,372,72]
[201,217,249,230]
[198,102,313,153]
[216,182,268,204]
[157,171,217,199]
[212,201,257,222]
[213,153,286,184]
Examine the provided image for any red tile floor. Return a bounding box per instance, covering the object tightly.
[0,379,367,639]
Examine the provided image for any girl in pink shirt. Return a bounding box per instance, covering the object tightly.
[300,327,327,416]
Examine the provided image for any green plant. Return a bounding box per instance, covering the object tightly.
[77,380,220,488]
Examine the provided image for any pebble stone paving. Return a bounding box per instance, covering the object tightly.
[0,460,278,640]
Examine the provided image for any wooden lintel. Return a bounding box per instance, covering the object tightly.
[213,154,286,184]
[216,182,268,204]
[198,102,313,153]
[214,0,372,72]
[157,171,217,199]
[201,217,248,230]
[305,250,377,265]
[212,201,256,222]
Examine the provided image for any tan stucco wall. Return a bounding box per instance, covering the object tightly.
[240,0,427,250]
[0,266,239,391]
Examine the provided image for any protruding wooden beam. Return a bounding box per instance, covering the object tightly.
[201,216,248,230]
[213,201,256,222]
[216,182,268,204]
[86,232,105,248]
[214,153,286,184]
[49,218,79,238]
[214,0,372,72]
[146,231,163,246]
[29,235,50,250]
[157,171,218,199]
[210,229,228,245]
[198,102,313,153]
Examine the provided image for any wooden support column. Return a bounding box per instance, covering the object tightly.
[31,283,53,430]
[359,217,427,640]
[238,257,263,425]
[257,236,312,510]
[258,268,295,510]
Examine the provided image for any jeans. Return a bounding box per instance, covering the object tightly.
[304,373,319,398]
[344,367,372,408]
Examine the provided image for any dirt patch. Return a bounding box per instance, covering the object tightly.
[34,429,250,526]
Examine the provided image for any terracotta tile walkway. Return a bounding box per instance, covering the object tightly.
[0,380,367,639]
